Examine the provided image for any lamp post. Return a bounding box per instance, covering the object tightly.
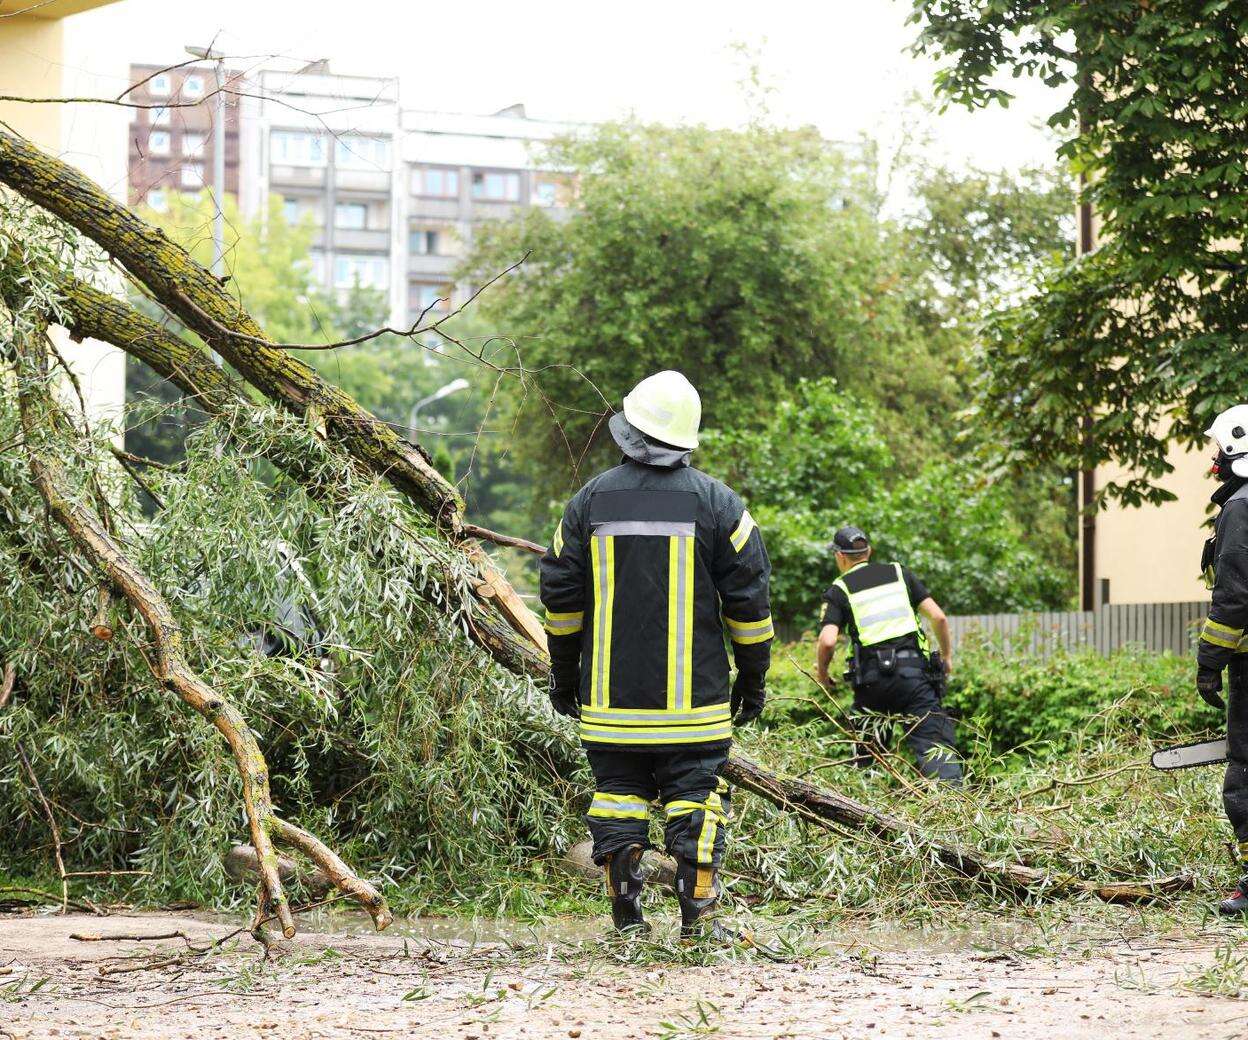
[185,45,227,365]
[408,378,470,446]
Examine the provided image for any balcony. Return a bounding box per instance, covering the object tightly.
[334,168,391,193]
[470,200,523,221]
[408,253,457,278]
[270,165,326,187]
[408,197,463,220]
[333,228,391,252]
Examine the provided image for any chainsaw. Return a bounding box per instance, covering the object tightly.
[1150,737,1228,771]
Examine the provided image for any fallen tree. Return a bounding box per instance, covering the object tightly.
[0,130,1190,925]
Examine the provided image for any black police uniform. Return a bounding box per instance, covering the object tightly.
[821,562,961,782]
[539,413,773,931]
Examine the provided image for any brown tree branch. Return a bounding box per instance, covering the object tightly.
[9,325,389,938]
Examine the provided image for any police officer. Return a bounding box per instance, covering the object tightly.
[540,370,773,937]
[1195,406,1248,916]
[814,526,961,783]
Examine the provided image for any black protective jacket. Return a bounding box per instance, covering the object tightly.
[539,452,772,751]
[1198,480,1248,672]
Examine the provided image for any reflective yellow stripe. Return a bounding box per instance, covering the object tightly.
[591,534,615,708]
[729,510,755,552]
[543,609,584,635]
[724,614,774,645]
[552,520,564,557]
[579,721,733,745]
[587,793,649,819]
[1202,630,1241,650]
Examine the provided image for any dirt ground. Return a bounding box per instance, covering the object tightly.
[1,911,1246,1040]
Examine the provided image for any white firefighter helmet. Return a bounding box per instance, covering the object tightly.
[621,370,702,450]
[1207,404,1248,478]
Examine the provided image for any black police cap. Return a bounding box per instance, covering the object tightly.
[830,525,870,553]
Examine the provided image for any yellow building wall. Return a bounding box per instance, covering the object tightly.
[1092,440,1213,604]
[0,2,127,432]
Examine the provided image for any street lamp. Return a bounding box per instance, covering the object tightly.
[409,378,470,446]
[186,44,227,368]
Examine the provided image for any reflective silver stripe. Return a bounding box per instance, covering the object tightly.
[594,520,696,537]
[582,706,730,724]
[579,723,733,744]
[544,617,583,634]
[855,605,914,628]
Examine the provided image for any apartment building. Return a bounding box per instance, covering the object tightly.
[127,62,242,211]
[401,104,575,323]
[229,65,577,326]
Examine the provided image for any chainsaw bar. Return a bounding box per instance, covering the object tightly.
[1150,737,1228,771]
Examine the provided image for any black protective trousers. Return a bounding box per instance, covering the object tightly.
[1224,656,1248,841]
[851,666,963,783]
[583,746,730,868]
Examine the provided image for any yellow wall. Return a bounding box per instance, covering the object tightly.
[1092,440,1213,603]
[0,1,127,432]
[0,15,67,149]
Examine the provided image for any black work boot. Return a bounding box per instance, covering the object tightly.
[674,859,724,940]
[1218,872,1248,916]
[605,844,650,935]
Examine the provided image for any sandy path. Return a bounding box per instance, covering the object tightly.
[0,912,1244,1039]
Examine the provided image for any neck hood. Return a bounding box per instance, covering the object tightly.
[609,411,692,469]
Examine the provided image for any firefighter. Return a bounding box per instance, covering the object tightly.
[1195,405,1248,916]
[539,370,773,938]
[814,526,961,783]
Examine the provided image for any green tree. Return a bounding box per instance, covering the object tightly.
[463,121,959,503]
[700,378,1069,627]
[909,0,1248,505]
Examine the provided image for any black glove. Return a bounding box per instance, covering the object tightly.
[548,665,580,719]
[1197,667,1226,711]
[731,670,766,727]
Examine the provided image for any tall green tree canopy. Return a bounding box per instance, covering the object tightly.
[909,0,1248,505]
[465,121,961,500]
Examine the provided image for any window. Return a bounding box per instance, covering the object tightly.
[180,164,204,188]
[282,197,300,225]
[151,106,171,126]
[335,202,367,229]
[411,282,449,312]
[183,75,205,98]
[412,166,459,198]
[409,229,441,255]
[150,73,171,96]
[333,254,389,290]
[148,130,171,157]
[270,130,326,167]
[334,136,391,170]
[532,180,557,207]
[147,189,168,212]
[471,170,521,202]
[182,132,205,158]
[309,250,327,286]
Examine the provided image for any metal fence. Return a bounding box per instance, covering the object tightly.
[947,601,1209,658]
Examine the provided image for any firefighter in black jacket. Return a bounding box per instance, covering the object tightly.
[1196,406,1248,916]
[814,526,961,783]
[540,370,773,937]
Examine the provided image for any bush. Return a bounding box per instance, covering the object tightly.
[766,634,1215,760]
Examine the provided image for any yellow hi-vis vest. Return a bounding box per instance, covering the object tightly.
[833,563,921,647]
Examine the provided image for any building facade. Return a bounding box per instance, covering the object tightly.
[127,62,242,211]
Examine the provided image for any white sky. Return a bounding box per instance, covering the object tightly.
[66,0,1067,176]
